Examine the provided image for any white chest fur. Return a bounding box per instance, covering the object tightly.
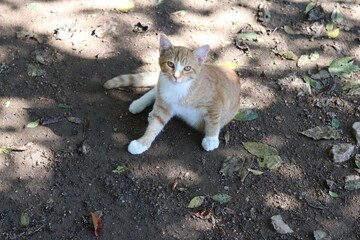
[158,76,203,127]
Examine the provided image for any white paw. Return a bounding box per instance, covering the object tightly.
[147,110,154,122]
[128,140,149,155]
[201,136,219,152]
[129,100,145,114]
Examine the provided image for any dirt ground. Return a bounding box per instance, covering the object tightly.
[0,0,360,239]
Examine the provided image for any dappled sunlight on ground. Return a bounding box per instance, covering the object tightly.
[0,0,359,239]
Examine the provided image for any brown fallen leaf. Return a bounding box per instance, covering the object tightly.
[194,208,213,220]
[170,181,178,191]
[90,212,104,237]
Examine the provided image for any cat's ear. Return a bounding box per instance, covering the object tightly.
[194,45,209,64]
[159,34,173,55]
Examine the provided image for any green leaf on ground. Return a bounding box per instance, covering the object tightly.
[20,211,30,227]
[27,63,45,77]
[305,1,317,14]
[243,142,279,158]
[218,61,238,70]
[329,191,339,198]
[112,164,129,175]
[325,21,334,31]
[211,194,232,203]
[355,158,360,169]
[284,25,301,35]
[234,107,258,122]
[236,32,258,41]
[188,196,205,208]
[303,76,324,90]
[0,147,12,154]
[300,126,341,140]
[26,119,40,128]
[331,119,340,129]
[259,155,282,170]
[248,168,264,175]
[342,79,360,90]
[57,103,72,109]
[327,28,340,38]
[27,3,39,10]
[341,79,360,92]
[309,51,320,61]
[331,4,344,23]
[275,51,298,60]
[117,0,135,13]
[328,56,360,78]
[297,51,319,68]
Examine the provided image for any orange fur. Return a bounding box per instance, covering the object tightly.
[104,34,241,154]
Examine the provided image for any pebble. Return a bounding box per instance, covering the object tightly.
[352,122,360,146]
[330,143,355,163]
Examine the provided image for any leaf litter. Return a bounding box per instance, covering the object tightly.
[219,156,253,182]
[297,51,319,68]
[303,76,324,90]
[284,25,301,35]
[242,142,279,158]
[0,143,33,154]
[188,194,232,209]
[242,142,282,170]
[211,194,232,204]
[234,107,258,122]
[188,196,205,208]
[300,126,341,140]
[20,210,30,227]
[331,4,344,24]
[273,50,298,61]
[328,56,360,78]
[90,212,104,237]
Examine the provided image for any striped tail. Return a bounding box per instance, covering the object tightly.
[103,72,159,89]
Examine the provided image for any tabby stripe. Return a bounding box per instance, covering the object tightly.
[157,104,169,116]
[153,114,165,126]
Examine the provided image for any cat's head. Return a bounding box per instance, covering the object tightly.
[158,34,209,84]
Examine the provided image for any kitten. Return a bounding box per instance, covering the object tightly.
[104,34,241,155]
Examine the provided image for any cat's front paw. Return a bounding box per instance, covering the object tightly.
[147,110,154,122]
[129,100,145,114]
[201,136,219,152]
[128,140,149,155]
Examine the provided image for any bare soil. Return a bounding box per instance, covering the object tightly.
[0,0,360,239]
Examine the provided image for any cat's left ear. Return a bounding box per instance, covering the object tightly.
[194,45,210,64]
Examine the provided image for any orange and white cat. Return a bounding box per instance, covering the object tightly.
[104,34,241,155]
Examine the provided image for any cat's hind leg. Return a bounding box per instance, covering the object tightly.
[129,88,156,114]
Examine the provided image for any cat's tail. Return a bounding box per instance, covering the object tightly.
[103,72,159,89]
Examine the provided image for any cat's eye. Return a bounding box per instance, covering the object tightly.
[167,61,174,68]
[184,66,192,71]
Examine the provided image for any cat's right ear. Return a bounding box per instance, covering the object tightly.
[159,34,172,55]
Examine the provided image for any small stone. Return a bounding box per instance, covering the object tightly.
[271,215,294,234]
[352,122,360,146]
[314,229,331,240]
[345,175,360,190]
[331,143,355,163]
